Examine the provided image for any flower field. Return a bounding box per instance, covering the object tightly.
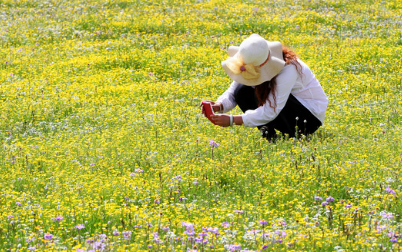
[1,0,402,251]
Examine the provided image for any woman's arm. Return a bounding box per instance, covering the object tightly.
[215,81,240,113]
[210,114,243,127]
[208,66,298,127]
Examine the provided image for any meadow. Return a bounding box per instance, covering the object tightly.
[0,0,401,251]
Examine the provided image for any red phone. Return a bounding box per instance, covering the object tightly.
[201,101,216,125]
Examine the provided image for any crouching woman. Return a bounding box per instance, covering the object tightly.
[201,34,328,141]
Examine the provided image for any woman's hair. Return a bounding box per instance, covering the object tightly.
[254,46,303,109]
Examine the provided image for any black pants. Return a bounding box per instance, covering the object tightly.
[234,84,322,140]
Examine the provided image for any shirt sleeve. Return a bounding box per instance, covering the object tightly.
[216,81,239,113]
[242,65,299,127]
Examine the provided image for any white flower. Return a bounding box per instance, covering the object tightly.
[334,245,344,252]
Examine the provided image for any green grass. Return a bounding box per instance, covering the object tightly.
[0,0,402,251]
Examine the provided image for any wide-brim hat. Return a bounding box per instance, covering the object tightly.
[221,34,285,86]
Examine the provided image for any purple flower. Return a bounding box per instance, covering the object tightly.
[206,227,214,232]
[296,25,300,29]
[173,175,182,181]
[376,225,387,233]
[314,195,323,201]
[185,230,195,236]
[209,140,220,148]
[92,241,106,250]
[221,222,230,227]
[345,204,353,208]
[274,230,287,237]
[385,187,396,194]
[280,221,287,226]
[16,202,21,206]
[113,230,119,236]
[326,196,335,202]
[262,232,270,239]
[27,247,36,251]
[259,220,267,225]
[199,232,208,237]
[227,244,241,251]
[43,233,53,240]
[390,237,398,243]
[206,227,219,234]
[193,181,199,185]
[262,244,268,250]
[234,209,244,213]
[195,237,204,243]
[75,224,85,230]
[321,201,329,206]
[135,169,143,173]
[182,222,194,230]
[381,212,393,219]
[122,230,132,239]
[248,229,260,234]
[162,226,170,231]
[55,216,63,221]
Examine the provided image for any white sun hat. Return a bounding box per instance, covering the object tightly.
[221,34,286,86]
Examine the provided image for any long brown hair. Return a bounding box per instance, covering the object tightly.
[254,46,303,109]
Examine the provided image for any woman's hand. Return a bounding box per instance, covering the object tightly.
[211,102,223,113]
[210,114,244,127]
[200,101,223,115]
[210,114,231,127]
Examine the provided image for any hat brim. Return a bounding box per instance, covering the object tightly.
[222,41,285,86]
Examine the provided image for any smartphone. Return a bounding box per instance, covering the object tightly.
[201,101,216,125]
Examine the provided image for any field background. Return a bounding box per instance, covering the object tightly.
[0,0,401,251]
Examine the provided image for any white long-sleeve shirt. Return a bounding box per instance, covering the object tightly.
[216,59,328,127]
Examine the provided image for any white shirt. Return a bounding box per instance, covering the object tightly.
[216,59,328,127]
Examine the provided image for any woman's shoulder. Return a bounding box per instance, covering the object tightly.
[278,59,313,79]
[276,63,298,81]
[297,58,311,69]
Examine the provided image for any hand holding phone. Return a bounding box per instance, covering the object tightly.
[201,101,216,125]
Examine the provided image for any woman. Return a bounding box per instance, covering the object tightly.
[201,34,328,141]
